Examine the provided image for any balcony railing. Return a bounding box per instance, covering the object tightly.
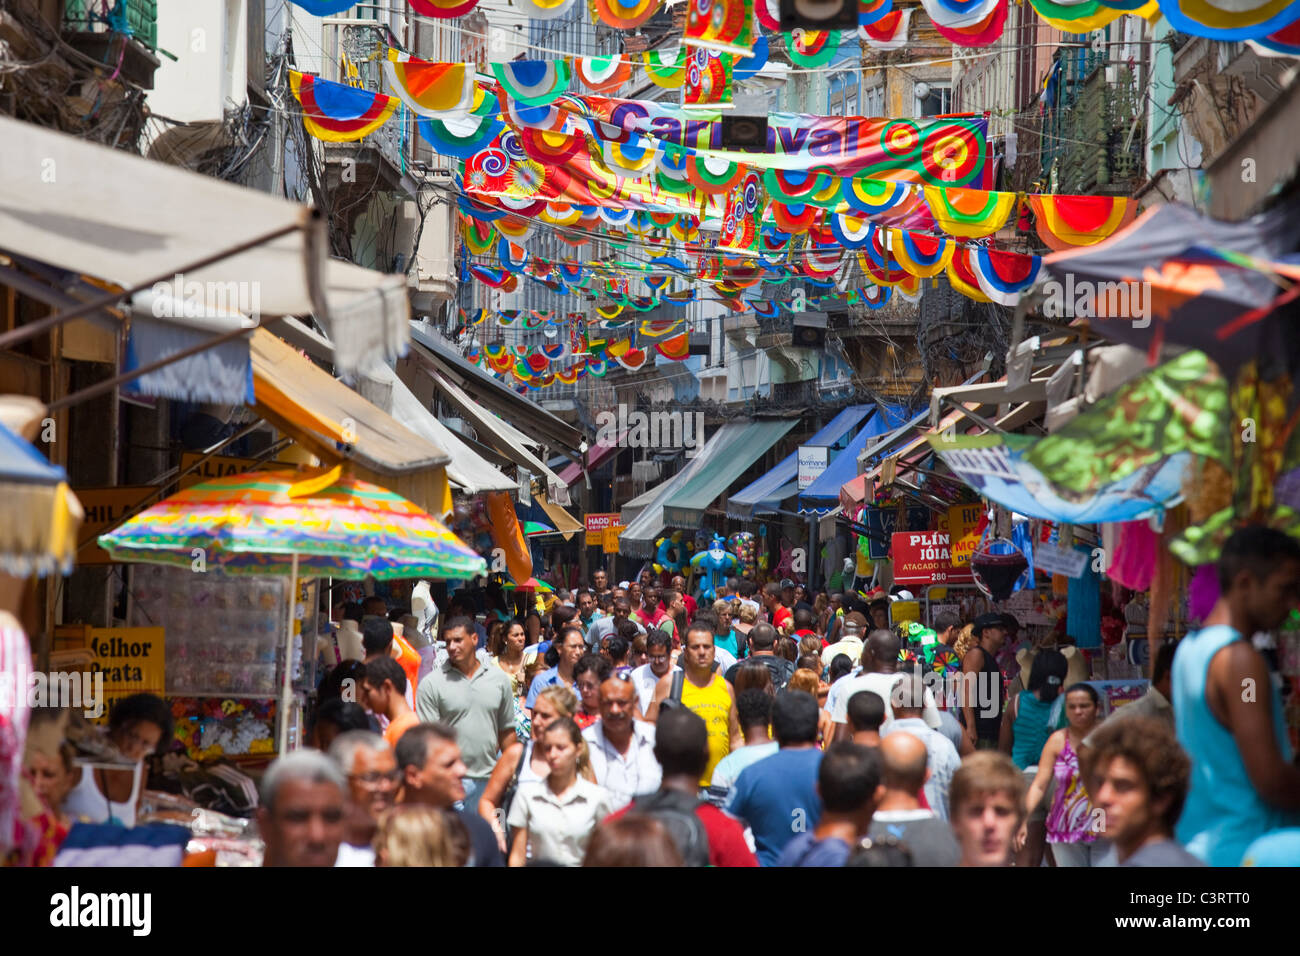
[1040,44,1144,195]
[321,20,408,174]
[64,0,157,49]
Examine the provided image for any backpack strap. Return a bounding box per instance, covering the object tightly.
[669,669,685,704]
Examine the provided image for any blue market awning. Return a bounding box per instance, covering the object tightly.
[726,404,875,519]
[797,411,895,514]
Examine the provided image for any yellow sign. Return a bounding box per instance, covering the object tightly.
[891,600,920,625]
[948,503,984,567]
[179,453,270,489]
[74,486,156,565]
[87,627,165,723]
[602,525,625,554]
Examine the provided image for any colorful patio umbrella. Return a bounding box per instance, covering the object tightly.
[97,468,486,580]
[504,576,554,592]
[99,467,486,752]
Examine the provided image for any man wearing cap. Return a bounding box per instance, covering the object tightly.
[961,613,1008,751]
[821,611,868,670]
[829,629,944,742]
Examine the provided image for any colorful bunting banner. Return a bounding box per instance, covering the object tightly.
[491,60,572,107]
[684,0,755,56]
[410,0,481,14]
[383,51,474,116]
[574,55,633,93]
[290,71,397,142]
[1028,195,1136,250]
[682,47,734,109]
[519,0,579,17]
[592,0,664,28]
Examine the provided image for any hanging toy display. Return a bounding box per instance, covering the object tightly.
[773,536,798,582]
[727,531,756,579]
[757,525,770,573]
[653,531,691,576]
[970,536,1029,602]
[690,534,740,601]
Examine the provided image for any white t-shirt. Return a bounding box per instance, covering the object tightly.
[582,720,661,810]
[827,671,942,729]
[505,778,614,867]
[334,842,375,867]
[630,662,667,712]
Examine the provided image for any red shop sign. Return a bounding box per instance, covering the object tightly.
[891,531,975,586]
[584,513,622,534]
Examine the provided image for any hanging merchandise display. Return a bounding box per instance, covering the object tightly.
[969,536,1029,602]
[727,531,757,578]
[690,534,740,601]
[653,531,692,575]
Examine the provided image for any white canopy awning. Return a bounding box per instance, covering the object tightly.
[0,115,407,374]
[273,317,515,495]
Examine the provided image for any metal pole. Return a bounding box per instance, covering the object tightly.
[278,552,300,755]
[0,220,304,351]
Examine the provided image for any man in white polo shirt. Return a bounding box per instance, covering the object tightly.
[582,675,661,809]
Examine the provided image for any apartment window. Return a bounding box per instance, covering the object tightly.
[828,72,859,116]
[916,83,952,117]
[863,83,884,117]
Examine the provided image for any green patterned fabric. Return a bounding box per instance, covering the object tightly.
[1025,350,1231,494]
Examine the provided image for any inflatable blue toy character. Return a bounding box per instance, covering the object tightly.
[690,534,739,602]
[653,531,690,577]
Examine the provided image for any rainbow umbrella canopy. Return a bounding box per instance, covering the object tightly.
[98,468,486,580]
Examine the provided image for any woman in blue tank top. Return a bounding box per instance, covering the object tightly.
[1001,649,1070,770]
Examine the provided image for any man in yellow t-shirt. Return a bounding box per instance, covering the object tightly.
[647,623,741,785]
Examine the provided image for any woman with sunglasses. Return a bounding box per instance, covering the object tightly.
[478,686,581,853]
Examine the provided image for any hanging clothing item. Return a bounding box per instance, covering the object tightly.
[0,616,31,861]
[1068,558,1102,649]
[1107,520,1159,591]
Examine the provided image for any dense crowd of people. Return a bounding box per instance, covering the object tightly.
[250,524,1300,867]
[13,526,1300,867]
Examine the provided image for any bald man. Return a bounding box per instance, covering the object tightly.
[828,630,942,742]
[884,673,961,820]
[867,733,961,866]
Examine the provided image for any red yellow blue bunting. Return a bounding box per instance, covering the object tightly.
[290,71,397,142]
